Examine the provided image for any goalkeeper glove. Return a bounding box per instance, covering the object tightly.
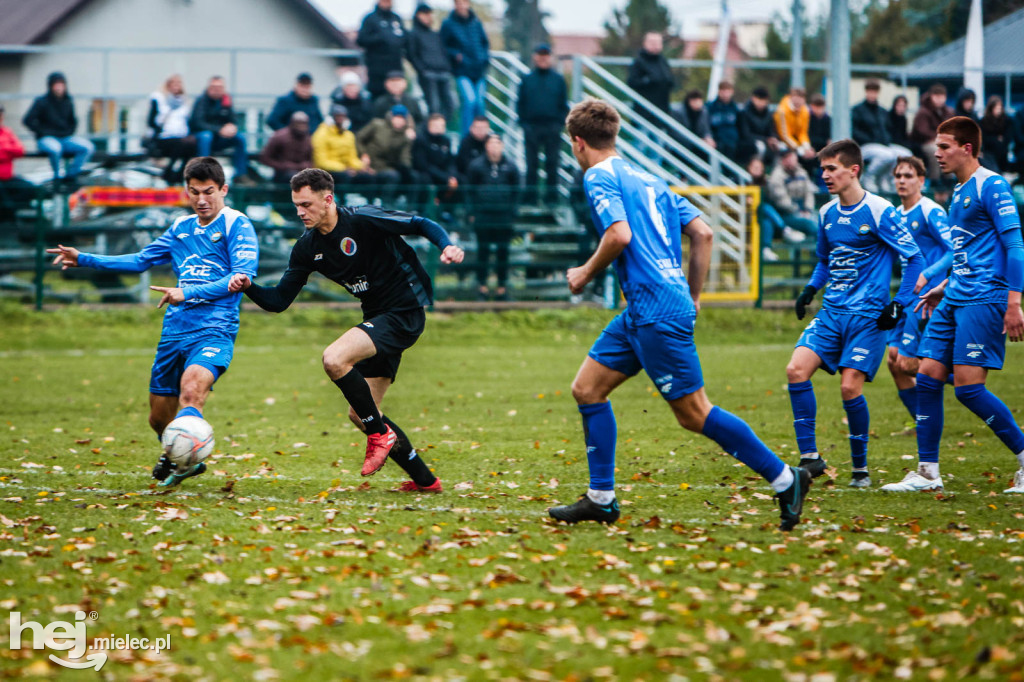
[877,300,905,330]
[794,285,818,320]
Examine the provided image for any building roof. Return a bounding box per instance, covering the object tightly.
[0,0,352,47]
[0,0,94,45]
[901,7,1024,77]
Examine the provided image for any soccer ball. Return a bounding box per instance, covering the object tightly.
[161,416,215,468]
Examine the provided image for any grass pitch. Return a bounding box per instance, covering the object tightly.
[1,303,1023,681]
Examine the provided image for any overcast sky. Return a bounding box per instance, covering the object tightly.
[312,0,831,37]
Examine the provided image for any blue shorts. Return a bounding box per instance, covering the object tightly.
[150,331,236,396]
[588,311,704,401]
[796,308,886,381]
[888,309,926,359]
[917,300,1007,370]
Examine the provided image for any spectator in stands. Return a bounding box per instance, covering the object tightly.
[260,111,313,184]
[980,95,1010,172]
[146,73,196,184]
[517,43,568,204]
[911,84,953,182]
[888,94,910,149]
[708,81,740,162]
[331,72,374,134]
[851,80,909,192]
[372,71,425,126]
[774,87,814,162]
[737,86,779,164]
[266,73,323,132]
[765,147,817,243]
[357,0,408,99]
[808,93,831,153]
[413,113,459,204]
[408,3,454,121]
[355,104,415,186]
[954,88,979,122]
[441,0,490,135]
[0,104,32,223]
[189,76,251,182]
[675,89,714,149]
[22,72,94,185]
[626,32,674,123]
[312,104,375,186]
[467,134,520,301]
[456,115,490,175]
[1013,105,1024,184]
[747,156,782,263]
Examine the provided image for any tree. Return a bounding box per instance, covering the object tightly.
[600,0,682,57]
[503,0,551,60]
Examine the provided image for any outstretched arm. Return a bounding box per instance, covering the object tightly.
[567,220,631,295]
[348,206,464,264]
[48,229,176,272]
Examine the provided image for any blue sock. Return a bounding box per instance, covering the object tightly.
[579,402,616,491]
[843,395,870,470]
[788,381,818,454]
[176,406,202,419]
[916,374,945,463]
[954,384,1024,455]
[702,406,786,482]
[897,387,917,422]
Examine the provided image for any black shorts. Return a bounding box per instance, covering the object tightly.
[354,307,426,381]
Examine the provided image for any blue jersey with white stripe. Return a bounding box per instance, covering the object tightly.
[78,207,259,339]
[584,156,702,324]
[945,167,1021,305]
[816,192,921,316]
[898,197,952,291]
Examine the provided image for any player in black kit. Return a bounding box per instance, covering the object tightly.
[229,168,464,491]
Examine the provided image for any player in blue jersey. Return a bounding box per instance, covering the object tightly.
[786,139,924,488]
[882,117,1024,493]
[546,99,811,531]
[47,157,258,487]
[885,156,953,429]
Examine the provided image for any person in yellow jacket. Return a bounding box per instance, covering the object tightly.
[773,87,815,162]
[312,104,376,186]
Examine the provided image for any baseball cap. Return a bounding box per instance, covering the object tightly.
[390,104,409,117]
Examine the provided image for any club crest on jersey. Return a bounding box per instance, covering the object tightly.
[911,220,919,230]
[340,237,358,256]
[858,224,870,234]
[963,196,971,208]
[211,231,223,243]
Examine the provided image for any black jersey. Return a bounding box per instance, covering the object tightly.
[245,206,454,317]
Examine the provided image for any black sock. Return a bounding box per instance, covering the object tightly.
[382,415,437,486]
[333,369,386,435]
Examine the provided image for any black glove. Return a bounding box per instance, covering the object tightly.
[794,285,818,320]
[877,300,905,330]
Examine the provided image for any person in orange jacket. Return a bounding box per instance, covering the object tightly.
[774,87,815,162]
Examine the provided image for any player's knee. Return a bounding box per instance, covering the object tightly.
[571,379,601,405]
[839,381,862,402]
[322,349,352,378]
[899,356,920,377]
[674,407,705,433]
[785,361,807,383]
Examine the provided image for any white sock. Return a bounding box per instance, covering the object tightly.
[918,462,940,479]
[801,452,820,460]
[770,466,795,493]
[1016,449,1024,469]
[587,488,616,505]
[852,467,869,473]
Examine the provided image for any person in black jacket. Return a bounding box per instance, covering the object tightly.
[888,94,910,149]
[707,81,740,162]
[516,44,568,204]
[456,115,490,175]
[408,3,454,121]
[357,0,407,99]
[467,134,520,300]
[331,72,374,134]
[189,76,250,180]
[371,72,426,127]
[22,72,94,183]
[737,87,779,164]
[626,32,674,123]
[850,80,908,192]
[412,113,459,206]
[266,73,323,132]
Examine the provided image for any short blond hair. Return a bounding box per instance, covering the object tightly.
[565,99,619,150]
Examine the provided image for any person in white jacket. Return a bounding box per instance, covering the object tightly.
[147,74,197,183]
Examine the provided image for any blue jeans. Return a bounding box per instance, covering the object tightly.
[37,135,94,179]
[758,204,816,247]
[195,130,249,175]
[456,76,486,136]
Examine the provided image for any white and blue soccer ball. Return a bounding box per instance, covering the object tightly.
[161,416,215,468]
